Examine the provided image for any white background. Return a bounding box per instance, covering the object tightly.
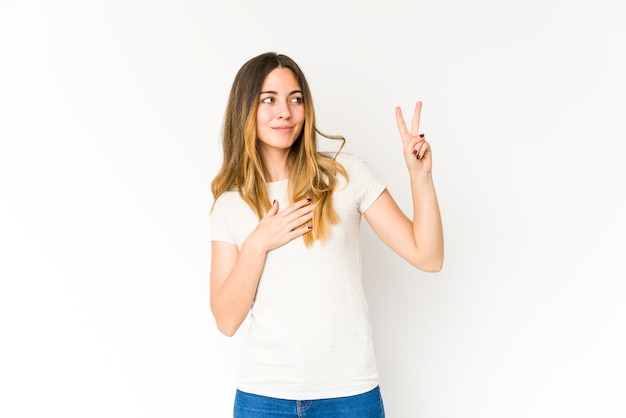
[1,1,625,417]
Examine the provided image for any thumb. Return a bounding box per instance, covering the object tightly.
[265,199,279,217]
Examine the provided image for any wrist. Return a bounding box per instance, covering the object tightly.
[241,235,269,257]
[409,171,433,184]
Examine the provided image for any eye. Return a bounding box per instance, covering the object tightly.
[261,97,274,104]
[290,96,303,104]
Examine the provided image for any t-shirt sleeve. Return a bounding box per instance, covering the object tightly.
[344,153,387,213]
[210,195,237,244]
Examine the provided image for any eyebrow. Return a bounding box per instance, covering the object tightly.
[259,90,303,95]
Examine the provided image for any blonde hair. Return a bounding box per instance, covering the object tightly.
[211,52,347,246]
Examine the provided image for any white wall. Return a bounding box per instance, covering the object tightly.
[1,1,624,417]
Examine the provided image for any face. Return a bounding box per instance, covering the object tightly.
[255,67,305,158]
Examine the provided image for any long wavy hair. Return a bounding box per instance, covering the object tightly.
[211,52,347,246]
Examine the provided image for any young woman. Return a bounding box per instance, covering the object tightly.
[210,52,443,417]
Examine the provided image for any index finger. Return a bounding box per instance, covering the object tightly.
[395,106,410,138]
[410,101,422,136]
[280,197,313,214]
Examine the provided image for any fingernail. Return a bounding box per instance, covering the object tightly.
[306,198,312,202]
[419,134,425,138]
[416,154,421,160]
[412,150,417,155]
[308,225,313,229]
[273,199,276,204]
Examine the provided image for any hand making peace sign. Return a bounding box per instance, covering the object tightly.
[395,101,432,174]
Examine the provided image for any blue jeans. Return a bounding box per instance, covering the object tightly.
[233,386,385,418]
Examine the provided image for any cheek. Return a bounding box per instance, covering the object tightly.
[294,121,305,137]
[295,107,306,124]
[256,109,269,125]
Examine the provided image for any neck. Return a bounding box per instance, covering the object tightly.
[260,150,290,182]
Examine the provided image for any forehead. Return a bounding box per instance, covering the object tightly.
[261,67,301,90]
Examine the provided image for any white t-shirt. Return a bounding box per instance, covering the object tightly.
[210,153,386,400]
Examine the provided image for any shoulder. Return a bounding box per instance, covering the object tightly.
[326,152,386,213]
[333,152,375,175]
[214,188,243,203]
[321,151,359,166]
[328,152,386,191]
[212,189,247,214]
[210,189,257,244]
[332,151,356,164]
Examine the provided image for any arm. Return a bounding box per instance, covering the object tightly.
[210,198,314,336]
[364,101,444,272]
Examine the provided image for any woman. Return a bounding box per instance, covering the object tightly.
[210,52,443,417]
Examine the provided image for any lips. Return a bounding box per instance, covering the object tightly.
[271,126,293,131]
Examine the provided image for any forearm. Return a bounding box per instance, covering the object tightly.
[409,171,444,271]
[210,241,267,336]
[210,198,316,336]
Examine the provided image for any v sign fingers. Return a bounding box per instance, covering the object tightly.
[395,101,423,145]
[410,101,422,136]
[395,106,410,146]
[395,101,433,174]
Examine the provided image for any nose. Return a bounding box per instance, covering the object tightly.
[274,100,291,119]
